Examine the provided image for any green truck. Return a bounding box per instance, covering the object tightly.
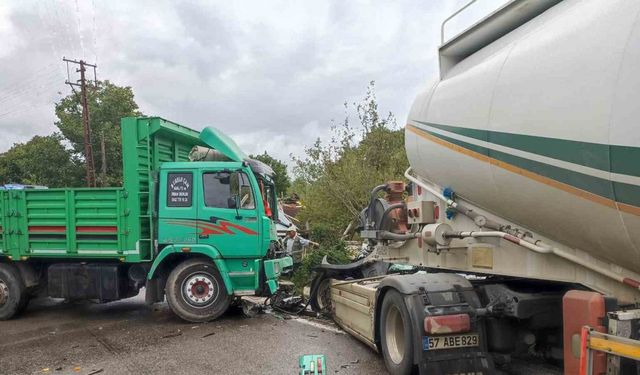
[0,117,293,322]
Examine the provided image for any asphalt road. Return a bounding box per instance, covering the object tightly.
[0,294,387,375]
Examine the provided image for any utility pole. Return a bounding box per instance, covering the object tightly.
[63,57,97,187]
[100,131,107,185]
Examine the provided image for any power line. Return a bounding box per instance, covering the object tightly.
[91,0,98,65]
[74,0,85,59]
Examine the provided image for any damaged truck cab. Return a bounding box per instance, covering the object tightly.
[0,117,292,322]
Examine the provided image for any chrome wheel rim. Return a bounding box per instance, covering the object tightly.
[181,273,218,308]
[385,305,405,364]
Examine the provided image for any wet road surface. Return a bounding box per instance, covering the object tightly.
[0,294,387,375]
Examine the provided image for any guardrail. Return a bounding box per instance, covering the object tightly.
[440,0,477,44]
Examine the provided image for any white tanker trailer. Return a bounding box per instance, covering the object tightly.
[311,0,640,374]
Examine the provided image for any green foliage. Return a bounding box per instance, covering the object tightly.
[292,81,409,238]
[249,151,291,196]
[55,80,142,186]
[290,225,352,292]
[0,134,84,187]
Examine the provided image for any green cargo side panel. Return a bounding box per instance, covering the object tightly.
[0,188,126,259]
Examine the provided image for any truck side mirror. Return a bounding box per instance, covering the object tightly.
[227,196,237,209]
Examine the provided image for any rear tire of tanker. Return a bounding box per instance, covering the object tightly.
[165,258,232,323]
[0,263,27,320]
[380,290,415,375]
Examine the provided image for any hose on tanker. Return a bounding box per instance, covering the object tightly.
[378,230,421,241]
[378,202,406,230]
[367,184,388,222]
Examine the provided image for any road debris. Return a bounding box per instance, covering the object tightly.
[161,329,182,339]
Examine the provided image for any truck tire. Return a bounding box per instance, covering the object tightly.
[380,290,415,375]
[165,258,232,323]
[0,263,27,320]
[309,273,332,315]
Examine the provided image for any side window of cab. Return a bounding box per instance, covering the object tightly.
[202,171,255,210]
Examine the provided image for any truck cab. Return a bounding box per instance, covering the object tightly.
[142,124,293,322]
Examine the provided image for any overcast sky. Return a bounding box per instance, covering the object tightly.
[0,0,506,165]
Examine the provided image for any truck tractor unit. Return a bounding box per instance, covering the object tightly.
[0,117,293,322]
[311,0,640,374]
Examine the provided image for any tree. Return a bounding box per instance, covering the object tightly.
[0,134,84,187]
[292,81,409,236]
[249,151,291,196]
[55,80,142,186]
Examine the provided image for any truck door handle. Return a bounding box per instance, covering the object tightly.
[209,216,218,223]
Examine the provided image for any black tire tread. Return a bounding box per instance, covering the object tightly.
[165,258,232,323]
[0,263,27,320]
[380,290,415,375]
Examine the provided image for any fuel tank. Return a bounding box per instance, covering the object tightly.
[406,0,640,273]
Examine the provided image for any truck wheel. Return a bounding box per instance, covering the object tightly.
[380,290,415,375]
[309,273,332,315]
[0,264,26,320]
[165,258,232,323]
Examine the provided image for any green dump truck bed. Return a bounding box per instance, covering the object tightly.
[0,117,205,263]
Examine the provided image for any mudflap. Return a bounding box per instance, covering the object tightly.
[403,293,495,375]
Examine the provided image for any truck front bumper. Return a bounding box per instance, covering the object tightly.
[264,256,293,294]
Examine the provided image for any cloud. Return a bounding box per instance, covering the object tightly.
[0,0,507,165]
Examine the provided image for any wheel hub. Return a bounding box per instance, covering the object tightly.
[385,305,406,365]
[0,280,8,306]
[182,274,217,307]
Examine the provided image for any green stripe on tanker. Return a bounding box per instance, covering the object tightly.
[413,120,640,178]
[408,124,640,209]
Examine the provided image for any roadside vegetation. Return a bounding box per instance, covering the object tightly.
[289,81,409,289]
[0,80,140,187]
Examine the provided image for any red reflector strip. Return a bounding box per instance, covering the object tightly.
[623,277,640,289]
[29,226,66,233]
[76,226,117,233]
[424,314,471,335]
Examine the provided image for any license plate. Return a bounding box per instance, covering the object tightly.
[423,333,479,351]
